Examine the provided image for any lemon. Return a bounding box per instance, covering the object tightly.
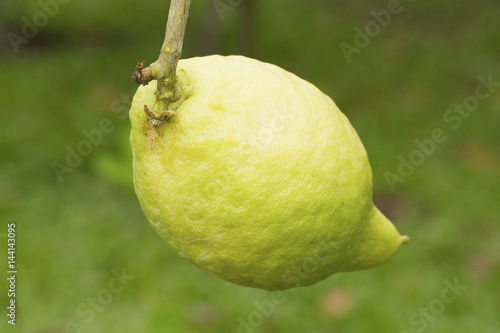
[130,55,408,290]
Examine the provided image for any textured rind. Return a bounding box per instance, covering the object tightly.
[130,55,403,290]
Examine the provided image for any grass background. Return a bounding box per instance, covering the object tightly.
[1,0,499,332]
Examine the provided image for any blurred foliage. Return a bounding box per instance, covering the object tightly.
[1,0,500,332]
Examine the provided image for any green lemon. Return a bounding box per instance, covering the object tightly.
[130,55,408,290]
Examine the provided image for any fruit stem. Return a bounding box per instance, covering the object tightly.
[132,0,191,125]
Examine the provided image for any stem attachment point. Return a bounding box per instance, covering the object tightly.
[131,0,192,126]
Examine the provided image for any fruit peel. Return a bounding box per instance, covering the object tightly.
[130,55,407,290]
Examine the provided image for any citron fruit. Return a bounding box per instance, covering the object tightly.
[130,55,408,290]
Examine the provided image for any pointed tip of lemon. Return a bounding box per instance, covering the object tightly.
[401,235,410,244]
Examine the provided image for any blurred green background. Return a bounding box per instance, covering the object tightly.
[1,0,499,332]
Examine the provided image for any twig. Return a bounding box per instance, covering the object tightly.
[132,0,192,126]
